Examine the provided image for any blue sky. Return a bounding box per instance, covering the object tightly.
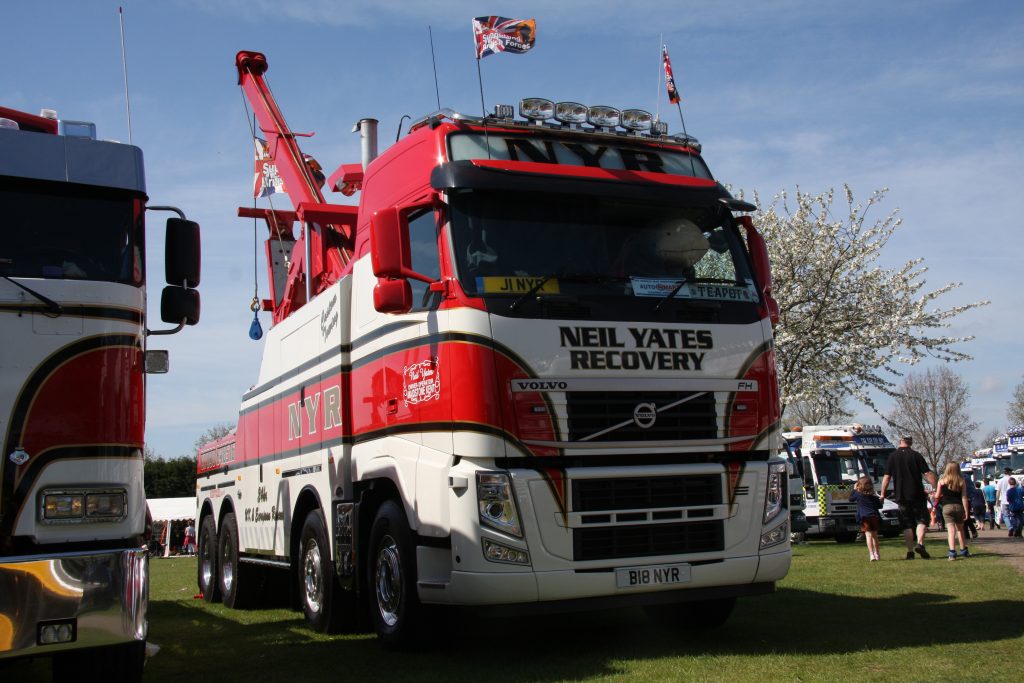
[4,1,1022,457]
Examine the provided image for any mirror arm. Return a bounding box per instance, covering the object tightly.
[146,319,186,336]
[146,205,187,220]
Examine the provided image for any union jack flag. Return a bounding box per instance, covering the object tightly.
[253,137,285,198]
[473,16,536,59]
[663,45,681,104]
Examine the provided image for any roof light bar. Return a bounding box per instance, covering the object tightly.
[519,98,554,123]
[492,104,515,119]
[587,105,620,129]
[620,109,653,133]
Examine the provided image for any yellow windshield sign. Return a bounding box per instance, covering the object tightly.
[477,276,560,294]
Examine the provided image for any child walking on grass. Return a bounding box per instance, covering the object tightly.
[849,476,883,561]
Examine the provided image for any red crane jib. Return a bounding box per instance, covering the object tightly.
[235,50,356,324]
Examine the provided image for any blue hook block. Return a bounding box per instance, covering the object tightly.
[248,313,263,340]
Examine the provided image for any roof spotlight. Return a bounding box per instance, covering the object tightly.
[587,105,620,129]
[620,109,653,133]
[554,101,588,125]
[519,98,554,123]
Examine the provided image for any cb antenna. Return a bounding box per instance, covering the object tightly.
[428,26,441,110]
[118,6,133,144]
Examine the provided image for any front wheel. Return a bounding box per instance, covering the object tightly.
[368,500,420,647]
[197,515,220,603]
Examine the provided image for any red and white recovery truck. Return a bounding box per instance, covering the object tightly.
[196,50,790,644]
[0,106,200,676]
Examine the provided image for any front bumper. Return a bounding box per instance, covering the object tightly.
[0,547,147,659]
[419,546,791,607]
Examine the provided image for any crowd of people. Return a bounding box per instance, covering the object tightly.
[852,436,1024,562]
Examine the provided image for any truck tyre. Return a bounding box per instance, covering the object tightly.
[835,532,857,543]
[368,500,420,647]
[644,596,736,629]
[53,640,146,682]
[218,512,254,608]
[198,515,220,603]
[299,509,357,633]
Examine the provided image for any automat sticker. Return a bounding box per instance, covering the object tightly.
[630,277,689,298]
[476,276,560,294]
[404,357,441,405]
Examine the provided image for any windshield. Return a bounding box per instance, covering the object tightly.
[811,452,871,486]
[0,178,144,285]
[860,448,894,480]
[448,190,759,320]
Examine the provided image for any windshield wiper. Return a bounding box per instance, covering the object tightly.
[507,273,626,312]
[653,279,689,312]
[2,275,63,317]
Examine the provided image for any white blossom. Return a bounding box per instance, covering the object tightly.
[749,186,988,413]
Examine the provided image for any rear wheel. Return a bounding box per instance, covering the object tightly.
[198,515,220,603]
[299,509,357,633]
[368,500,420,647]
[218,512,254,608]
[835,532,857,543]
[644,596,737,629]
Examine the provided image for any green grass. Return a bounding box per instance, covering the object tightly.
[7,537,1023,682]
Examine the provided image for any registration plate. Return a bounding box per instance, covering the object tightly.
[615,563,692,588]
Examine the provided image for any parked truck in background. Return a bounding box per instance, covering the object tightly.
[0,105,200,678]
[782,425,901,542]
[195,50,790,645]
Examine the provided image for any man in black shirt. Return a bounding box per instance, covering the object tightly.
[880,436,938,559]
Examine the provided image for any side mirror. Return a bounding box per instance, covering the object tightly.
[166,218,201,287]
[737,215,779,327]
[161,286,201,325]
[370,207,411,279]
[373,278,412,314]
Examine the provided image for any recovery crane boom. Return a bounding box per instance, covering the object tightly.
[235,50,356,323]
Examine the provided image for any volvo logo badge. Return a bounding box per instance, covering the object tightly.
[632,402,657,429]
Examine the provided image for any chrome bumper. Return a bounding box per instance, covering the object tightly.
[0,547,147,658]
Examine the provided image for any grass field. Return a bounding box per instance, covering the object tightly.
[6,537,1023,682]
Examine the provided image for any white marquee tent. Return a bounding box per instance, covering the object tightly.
[146,497,196,557]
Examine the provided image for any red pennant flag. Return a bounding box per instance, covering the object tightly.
[473,17,536,59]
[663,45,681,104]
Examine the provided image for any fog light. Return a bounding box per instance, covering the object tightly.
[38,619,76,645]
[483,538,530,565]
[760,520,789,549]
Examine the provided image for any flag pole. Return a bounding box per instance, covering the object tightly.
[475,54,491,159]
[655,34,663,122]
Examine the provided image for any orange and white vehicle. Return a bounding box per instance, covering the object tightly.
[0,106,200,676]
[195,51,790,644]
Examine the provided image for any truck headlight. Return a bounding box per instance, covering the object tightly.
[763,462,787,524]
[477,472,523,538]
[40,488,127,524]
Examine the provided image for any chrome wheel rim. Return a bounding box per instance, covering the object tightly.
[200,532,213,588]
[374,534,401,627]
[220,533,234,592]
[303,538,323,614]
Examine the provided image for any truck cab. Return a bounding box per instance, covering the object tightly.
[783,425,900,541]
